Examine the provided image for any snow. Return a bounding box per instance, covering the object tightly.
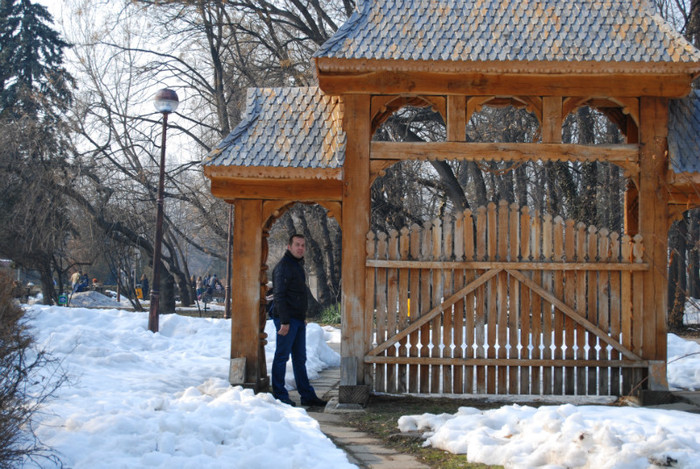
[397,334,700,468]
[684,297,700,325]
[17,294,700,469]
[25,304,350,469]
[398,404,700,468]
[668,333,700,391]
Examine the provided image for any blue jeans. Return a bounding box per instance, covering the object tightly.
[271,317,317,402]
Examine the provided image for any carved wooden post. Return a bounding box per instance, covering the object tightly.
[230,198,266,391]
[638,97,669,391]
[340,94,371,404]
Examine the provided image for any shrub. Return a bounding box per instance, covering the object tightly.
[320,303,341,325]
[0,273,64,467]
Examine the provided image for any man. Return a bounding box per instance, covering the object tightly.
[271,234,327,408]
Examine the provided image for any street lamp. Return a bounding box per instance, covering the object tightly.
[148,88,179,333]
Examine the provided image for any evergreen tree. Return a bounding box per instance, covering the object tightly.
[0,0,74,303]
[0,0,73,123]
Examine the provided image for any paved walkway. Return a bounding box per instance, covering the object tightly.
[286,344,429,469]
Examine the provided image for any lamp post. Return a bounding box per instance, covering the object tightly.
[148,88,179,333]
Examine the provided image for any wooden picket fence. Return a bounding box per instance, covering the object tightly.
[364,200,649,396]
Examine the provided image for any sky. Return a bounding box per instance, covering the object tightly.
[18,291,700,468]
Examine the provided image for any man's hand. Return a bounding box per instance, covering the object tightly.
[278,324,290,336]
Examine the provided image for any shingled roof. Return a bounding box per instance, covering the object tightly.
[203,87,345,178]
[669,90,700,174]
[314,0,700,73]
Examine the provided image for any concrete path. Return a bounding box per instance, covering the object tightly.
[285,344,429,469]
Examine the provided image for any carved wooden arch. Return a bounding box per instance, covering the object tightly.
[262,200,341,230]
[466,96,543,124]
[370,94,447,136]
[562,97,639,141]
[259,199,342,325]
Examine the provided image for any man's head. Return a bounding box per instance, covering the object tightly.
[287,234,306,259]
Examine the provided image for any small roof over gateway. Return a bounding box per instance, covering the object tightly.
[314,0,700,74]
[203,87,345,179]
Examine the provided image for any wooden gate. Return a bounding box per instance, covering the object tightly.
[365,200,649,396]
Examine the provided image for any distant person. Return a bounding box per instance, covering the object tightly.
[212,274,223,291]
[140,274,149,298]
[70,270,81,290]
[196,276,204,300]
[73,273,89,293]
[270,234,326,408]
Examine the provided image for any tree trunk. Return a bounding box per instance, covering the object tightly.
[668,216,687,330]
[39,263,56,305]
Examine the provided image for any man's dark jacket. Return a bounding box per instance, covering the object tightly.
[272,250,307,324]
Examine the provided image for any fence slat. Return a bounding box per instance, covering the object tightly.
[464,209,476,393]
[586,226,599,395]
[531,210,542,394]
[564,219,576,395]
[365,232,376,390]
[542,213,554,395]
[418,220,431,393]
[519,207,532,394]
[397,227,410,393]
[487,203,498,393]
[386,229,399,393]
[375,232,388,393]
[442,215,454,394]
[576,222,587,395]
[598,229,611,395]
[476,206,487,393]
[609,232,622,395]
[431,218,443,394]
[553,216,565,394]
[508,203,520,394]
[408,224,421,393]
[498,201,509,394]
[453,212,465,393]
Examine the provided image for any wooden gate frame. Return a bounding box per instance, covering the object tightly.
[203,1,700,402]
[333,94,673,400]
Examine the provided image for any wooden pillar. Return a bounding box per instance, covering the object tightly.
[638,97,669,390]
[542,97,562,143]
[230,198,266,391]
[447,96,466,142]
[339,94,371,403]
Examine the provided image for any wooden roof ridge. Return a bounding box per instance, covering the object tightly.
[313,0,700,74]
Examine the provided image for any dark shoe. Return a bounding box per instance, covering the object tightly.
[301,396,327,407]
[277,397,296,407]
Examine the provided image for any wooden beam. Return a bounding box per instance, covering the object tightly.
[210,177,343,201]
[370,141,639,164]
[365,356,649,368]
[365,260,649,271]
[317,71,693,97]
[340,94,371,389]
[231,199,265,387]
